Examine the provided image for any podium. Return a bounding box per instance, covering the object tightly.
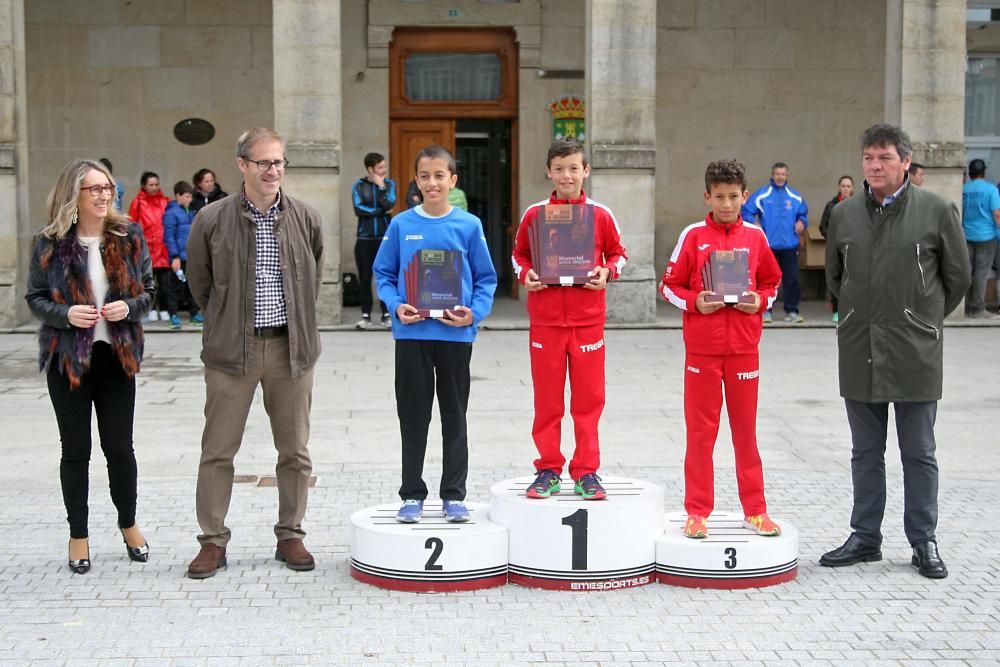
[489,477,664,590]
[350,502,508,592]
[655,512,798,589]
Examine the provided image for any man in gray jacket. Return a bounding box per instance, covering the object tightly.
[185,127,324,578]
[821,124,970,579]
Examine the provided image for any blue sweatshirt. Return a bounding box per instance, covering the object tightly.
[741,180,809,250]
[374,205,497,343]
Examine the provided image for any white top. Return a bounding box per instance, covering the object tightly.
[78,236,109,345]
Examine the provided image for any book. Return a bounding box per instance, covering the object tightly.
[407,249,463,318]
[529,204,595,286]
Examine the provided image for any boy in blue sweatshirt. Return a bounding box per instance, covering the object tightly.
[374,145,497,523]
[163,180,202,330]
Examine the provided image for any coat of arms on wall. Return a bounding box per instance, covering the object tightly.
[549,95,585,143]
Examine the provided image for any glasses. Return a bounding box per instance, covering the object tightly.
[84,184,116,197]
[242,158,289,172]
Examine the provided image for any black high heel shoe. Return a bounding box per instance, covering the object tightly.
[68,539,91,574]
[121,529,149,563]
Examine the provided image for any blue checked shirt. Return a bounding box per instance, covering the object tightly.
[243,189,289,328]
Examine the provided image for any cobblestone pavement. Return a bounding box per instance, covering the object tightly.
[0,326,997,666]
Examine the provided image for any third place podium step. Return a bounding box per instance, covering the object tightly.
[489,477,664,590]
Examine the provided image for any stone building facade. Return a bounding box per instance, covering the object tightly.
[0,0,971,327]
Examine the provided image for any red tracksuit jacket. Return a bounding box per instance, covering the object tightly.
[659,214,781,355]
[512,190,628,326]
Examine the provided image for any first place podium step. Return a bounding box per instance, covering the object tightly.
[489,477,665,590]
[350,502,508,592]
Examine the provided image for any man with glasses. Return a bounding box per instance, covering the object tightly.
[185,127,325,578]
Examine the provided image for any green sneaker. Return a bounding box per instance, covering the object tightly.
[574,473,607,500]
[525,470,561,498]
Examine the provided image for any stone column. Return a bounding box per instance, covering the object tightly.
[0,0,27,328]
[273,0,343,324]
[586,0,657,323]
[885,0,966,319]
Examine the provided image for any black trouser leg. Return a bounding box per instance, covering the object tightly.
[894,401,939,546]
[167,261,198,316]
[91,344,139,529]
[772,248,801,314]
[396,340,435,500]
[153,268,171,312]
[355,238,387,316]
[434,342,472,501]
[48,358,96,539]
[845,399,889,547]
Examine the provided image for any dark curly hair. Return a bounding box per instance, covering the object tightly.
[704,159,747,192]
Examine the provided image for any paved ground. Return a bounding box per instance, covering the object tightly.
[0,309,997,665]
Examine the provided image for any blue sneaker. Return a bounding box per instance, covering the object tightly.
[190,313,204,327]
[525,470,561,498]
[168,314,181,330]
[395,499,423,523]
[441,500,470,523]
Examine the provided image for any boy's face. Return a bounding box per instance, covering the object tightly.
[415,156,457,205]
[704,182,748,224]
[546,152,589,200]
[367,160,387,180]
[176,192,193,208]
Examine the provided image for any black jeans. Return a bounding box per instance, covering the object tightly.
[152,267,171,312]
[395,340,472,501]
[354,238,387,317]
[166,260,199,316]
[47,342,138,538]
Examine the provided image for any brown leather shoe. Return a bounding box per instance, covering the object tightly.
[187,544,226,579]
[275,538,315,571]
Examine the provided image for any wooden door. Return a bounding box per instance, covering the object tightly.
[390,119,456,214]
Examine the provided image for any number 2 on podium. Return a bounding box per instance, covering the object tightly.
[424,537,444,571]
[561,509,588,570]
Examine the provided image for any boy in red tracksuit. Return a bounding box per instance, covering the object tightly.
[659,159,783,539]
[511,138,628,501]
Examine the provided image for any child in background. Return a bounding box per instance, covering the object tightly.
[659,159,783,538]
[162,181,202,329]
[373,145,497,523]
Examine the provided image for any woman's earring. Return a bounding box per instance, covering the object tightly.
[71,207,78,225]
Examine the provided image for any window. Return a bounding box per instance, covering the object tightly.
[404,53,502,101]
[966,56,1000,171]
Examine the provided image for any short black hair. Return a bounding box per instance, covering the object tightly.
[705,159,747,192]
[140,171,159,186]
[98,157,113,173]
[364,152,385,170]
[969,159,987,179]
[173,180,194,196]
[860,124,913,161]
[908,162,924,174]
[546,138,589,169]
[771,162,788,171]
[413,145,456,175]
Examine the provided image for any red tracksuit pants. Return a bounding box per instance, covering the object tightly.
[683,352,768,517]
[529,323,605,480]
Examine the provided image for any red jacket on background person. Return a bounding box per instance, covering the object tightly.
[660,214,782,356]
[511,190,628,325]
[128,190,170,269]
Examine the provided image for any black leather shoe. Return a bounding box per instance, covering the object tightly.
[819,534,882,567]
[911,540,948,579]
[67,539,91,574]
[121,527,149,562]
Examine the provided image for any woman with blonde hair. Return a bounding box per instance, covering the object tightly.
[26,159,155,573]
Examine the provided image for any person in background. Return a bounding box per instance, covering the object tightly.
[406,177,423,209]
[819,175,855,323]
[352,152,396,329]
[26,158,154,574]
[190,168,228,214]
[128,171,170,322]
[908,162,925,187]
[961,159,1000,319]
[162,180,203,330]
[448,184,469,212]
[98,158,124,212]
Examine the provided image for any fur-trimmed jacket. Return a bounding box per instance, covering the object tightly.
[25,223,155,389]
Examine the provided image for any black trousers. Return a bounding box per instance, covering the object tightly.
[167,260,199,316]
[395,340,472,501]
[354,238,387,316]
[47,342,138,538]
[771,248,801,314]
[153,267,171,312]
[845,399,939,547]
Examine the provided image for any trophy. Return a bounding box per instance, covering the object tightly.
[701,249,755,305]
[529,204,595,286]
[405,249,463,318]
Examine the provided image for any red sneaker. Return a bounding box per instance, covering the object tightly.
[683,515,708,539]
[744,513,781,536]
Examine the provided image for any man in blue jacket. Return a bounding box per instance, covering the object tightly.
[352,152,397,329]
[961,159,1000,319]
[742,163,809,323]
